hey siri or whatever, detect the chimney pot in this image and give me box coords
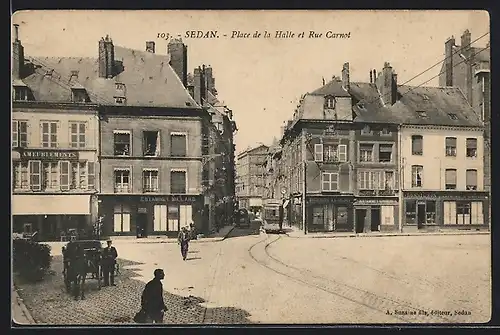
[146,41,155,53]
[370,70,373,83]
[341,62,350,90]
[13,24,19,41]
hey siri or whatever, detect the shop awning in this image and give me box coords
[12,195,91,215]
[283,200,290,208]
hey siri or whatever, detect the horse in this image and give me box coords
[65,245,88,300]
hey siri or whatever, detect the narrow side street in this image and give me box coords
[13,230,490,325]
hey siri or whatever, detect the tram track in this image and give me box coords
[248,234,464,323]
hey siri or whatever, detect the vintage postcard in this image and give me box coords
[11,10,491,325]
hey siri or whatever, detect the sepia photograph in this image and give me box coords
[11,10,491,325]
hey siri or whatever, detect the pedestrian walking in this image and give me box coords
[189,223,197,240]
[102,239,118,286]
[178,227,190,261]
[139,269,167,324]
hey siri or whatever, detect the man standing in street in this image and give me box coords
[141,269,167,324]
[178,227,190,261]
[102,239,118,286]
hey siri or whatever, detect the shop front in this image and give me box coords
[99,194,204,238]
[306,195,354,232]
[353,196,399,233]
[402,191,489,232]
[12,194,95,241]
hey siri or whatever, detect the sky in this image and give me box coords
[12,10,489,155]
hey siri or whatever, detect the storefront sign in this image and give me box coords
[20,149,79,162]
[307,197,352,205]
[140,195,200,203]
[355,199,397,206]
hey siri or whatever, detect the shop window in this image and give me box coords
[359,143,374,162]
[451,201,484,225]
[59,161,70,191]
[378,144,393,163]
[143,131,160,157]
[113,204,131,232]
[114,131,131,156]
[445,169,457,190]
[12,120,28,148]
[29,161,41,191]
[466,138,477,158]
[466,169,477,190]
[425,200,436,224]
[321,172,338,192]
[456,201,471,225]
[411,165,423,188]
[411,135,423,155]
[143,169,159,192]
[70,122,86,148]
[153,205,167,231]
[179,205,193,228]
[170,133,187,157]
[405,200,417,225]
[443,201,457,225]
[114,169,131,193]
[167,205,180,231]
[13,161,29,189]
[445,137,457,157]
[171,170,187,194]
[41,121,58,148]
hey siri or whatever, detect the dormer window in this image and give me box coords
[325,95,336,109]
[115,83,126,91]
[71,88,89,103]
[115,97,126,104]
[13,87,29,101]
[448,113,458,120]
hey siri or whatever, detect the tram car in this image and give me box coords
[262,199,282,233]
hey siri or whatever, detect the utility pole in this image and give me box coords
[303,159,307,235]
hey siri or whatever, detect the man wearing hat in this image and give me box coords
[102,239,118,286]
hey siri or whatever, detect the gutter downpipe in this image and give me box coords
[397,124,403,233]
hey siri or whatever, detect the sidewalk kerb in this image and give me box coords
[12,286,36,325]
[284,231,490,239]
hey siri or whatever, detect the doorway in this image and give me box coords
[136,213,148,238]
[371,207,381,232]
[355,209,366,233]
[417,203,426,229]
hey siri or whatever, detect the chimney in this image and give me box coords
[12,24,24,80]
[193,67,206,105]
[168,38,188,87]
[341,62,350,91]
[204,66,216,95]
[373,69,377,82]
[461,29,472,54]
[444,36,455,86]
[369,70,373,83]
[98,35,115,78]
[376,62,398,106]
[461,29,473,103]
[146,41,155,53]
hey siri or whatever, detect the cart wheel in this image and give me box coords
[97,266,102,290]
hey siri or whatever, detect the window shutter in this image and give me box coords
[445,169,456,184]
[338,144,347,162]
[466,169,477,187]
[466,138,477,149]
[171,134,187,156]
[412,136,423,153]
[314,144,324,162]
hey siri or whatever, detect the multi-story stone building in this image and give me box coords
[235,144,269,214]
[12,25,100,241]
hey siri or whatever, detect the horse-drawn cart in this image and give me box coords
[62,240,103,300]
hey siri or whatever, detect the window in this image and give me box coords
[358,171,385,190]
[445,137,457,157]
[115,97,126,104]
[416,111,428,118]
[314,144,323,162]
[381,128,392,136]
[41,121,58,148]
[426,201,436,224]
[321,172,339,191]
[143,131,160,156]
[411,165,423,187]
[466,169,477,190]
[448,113,458,120]
[114,169,131,193]
[466,138,477,158]
[167,205,180,232]
[361,126,372,135]
[379,144,393,163]
[70,122,86,148]
[43,162,58,189]
[448,201,484,225]
[115,83,126,91]
[358,171,371,189]
[143,169,159,192]
[114,131,131,156]
[384,171,394,190]
[71,162,79,189]
[323,144,348,163]
[359,143,374,162]
[170,133,187,157]
[405,200,417,225]
[154,205,167,231]
[12,120,28,148]
[71,89,88,103]
[325,96,335,109]
[456,202,471,225]
[13,162,29,189]
[79,162,87,189]
[113,204,131,232]
[411,135,423,155]
[13,87,29,101]
[29,161,41,191]
[445,169,457,190]
[171,170,187,194]
[59,161,70,191]
[88,162,95,189]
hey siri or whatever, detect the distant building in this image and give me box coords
[236,144,269,213]
[12,24,100,241]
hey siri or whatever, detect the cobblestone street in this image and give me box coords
[14,230,491,324]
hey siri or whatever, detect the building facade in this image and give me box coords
[236,144,269,213]
[12,25,100,241]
